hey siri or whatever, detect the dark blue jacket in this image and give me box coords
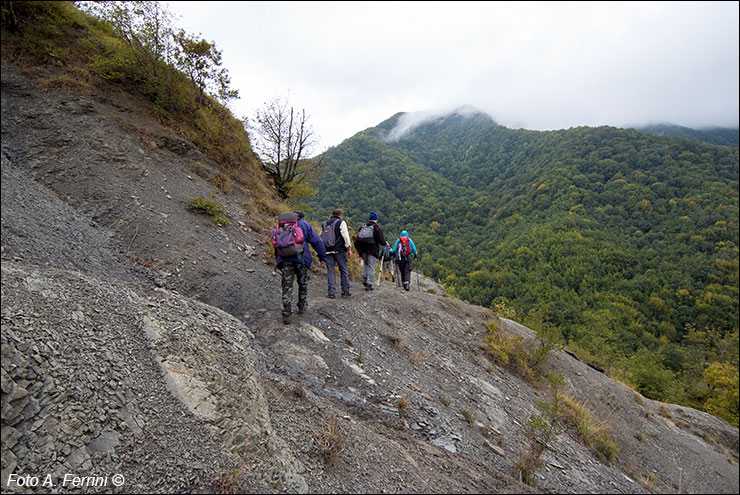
[275,219,327,268]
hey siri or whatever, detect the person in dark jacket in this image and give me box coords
[275,211,327,324]
[353,211,388,291]
[323,209,353,298]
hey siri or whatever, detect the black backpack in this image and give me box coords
[382,245,393,262]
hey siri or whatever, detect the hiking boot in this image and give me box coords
[283,315,291,324]
[341,292,351,298]
[366,285,374,291]
[327,294,336,299]
[297,307,306,315]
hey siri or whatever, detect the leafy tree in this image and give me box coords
[78,0,174,81]
[249,96,325,199]
[172,29,238,107]
[704,362,739,427]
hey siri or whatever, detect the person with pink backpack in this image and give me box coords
[390,230,417,291]
[272,211,326,324]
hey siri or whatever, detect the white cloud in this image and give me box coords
[165,1,739,150]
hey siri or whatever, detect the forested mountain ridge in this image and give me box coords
[305,109,739,424]
[635,123,739,148]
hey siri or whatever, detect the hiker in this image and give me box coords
[390,230,417,291]
[353,211,387,291]
[321,209,353,299]
[380,245,395,283]
[272,211,327,324]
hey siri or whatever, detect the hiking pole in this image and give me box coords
[377,249,384,286]
[416,253,421,291]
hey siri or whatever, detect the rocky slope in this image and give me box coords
[1,60,738,494]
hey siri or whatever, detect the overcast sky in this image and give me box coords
[165,1,739,151]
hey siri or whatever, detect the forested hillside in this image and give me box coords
[636,123,739,148]
[305,110,739,425]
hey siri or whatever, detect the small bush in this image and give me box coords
[189,196,230,225]
[484,320,554,384]
[313,416,345,463]
[516,398,563,485]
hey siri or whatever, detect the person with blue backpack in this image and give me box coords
[390,230,417,291]
[272,211,327,324]
[321,209,352,299]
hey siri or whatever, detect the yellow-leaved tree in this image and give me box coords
[704,362,739,427]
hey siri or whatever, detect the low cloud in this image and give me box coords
[384,105,486,142]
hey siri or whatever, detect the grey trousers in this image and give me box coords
[361,253,378,287]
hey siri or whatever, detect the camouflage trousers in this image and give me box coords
[278,261,308,316]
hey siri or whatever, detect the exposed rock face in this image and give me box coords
[2,60,738,494]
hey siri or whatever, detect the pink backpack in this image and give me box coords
[271,212,304,257]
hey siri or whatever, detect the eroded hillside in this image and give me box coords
[2,60,738,495]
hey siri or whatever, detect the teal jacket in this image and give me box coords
[390,231,417,258]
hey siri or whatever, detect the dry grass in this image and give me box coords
[639,471,660,493]
[217,448,249,494]
[558,393,619,463]
[397,397,410,418]
[409,350,426,367]
[313,416,345,463]
[393,330,406,349]
[460,408,475,424]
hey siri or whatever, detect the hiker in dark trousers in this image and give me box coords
[390,230,417,291]
[275,211,326,324]
[322,209,352,298]
[353,211,388,291]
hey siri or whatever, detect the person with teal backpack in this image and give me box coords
[390,230,417,291]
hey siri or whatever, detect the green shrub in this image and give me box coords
[189,196,230,225]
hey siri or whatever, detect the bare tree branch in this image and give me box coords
[249,97,325,199]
